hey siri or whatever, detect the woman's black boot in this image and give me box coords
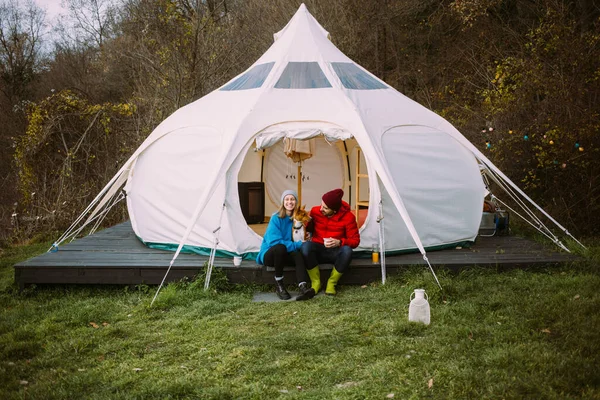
[275,278,291,300]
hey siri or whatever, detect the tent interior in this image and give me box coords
[238,135,369,236]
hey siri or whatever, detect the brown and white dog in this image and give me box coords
[292,205,311,242]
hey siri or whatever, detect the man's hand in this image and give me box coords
[324,237,341,248]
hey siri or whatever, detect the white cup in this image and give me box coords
[233,256,242,266]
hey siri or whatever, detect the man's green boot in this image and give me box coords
[307,267,321,294]
[325,267,343,295]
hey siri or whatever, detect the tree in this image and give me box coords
[58,0,119,48]
[0,0,46,242]
[0,0,45,103]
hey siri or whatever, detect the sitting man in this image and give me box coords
[301,188,360,296]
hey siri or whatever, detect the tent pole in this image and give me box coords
[378,199,386,284]
[297,163,302,205]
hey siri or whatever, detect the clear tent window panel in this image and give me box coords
[220,62,275,91]
[274,62,332,89]
[331,62,388,90]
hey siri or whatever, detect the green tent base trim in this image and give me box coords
[138,236,472,262]
[138,237,258,261]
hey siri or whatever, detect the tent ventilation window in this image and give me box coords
[331,62,387,90]
[221,62,275,91]
[274,62,332,89]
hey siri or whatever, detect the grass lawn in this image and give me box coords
[1,241,599,399]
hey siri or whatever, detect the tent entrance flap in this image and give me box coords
[254,121,353,149]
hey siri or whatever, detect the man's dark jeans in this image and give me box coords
[301,241,353,273]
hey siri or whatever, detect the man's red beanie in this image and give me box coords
[322,188,344,211]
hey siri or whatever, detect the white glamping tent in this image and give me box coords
[53,4,583,292]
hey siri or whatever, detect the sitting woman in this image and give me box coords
[256,189,313,301]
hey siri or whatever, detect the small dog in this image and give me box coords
[292,206,311,242]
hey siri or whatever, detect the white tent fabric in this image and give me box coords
[53,3,581,269]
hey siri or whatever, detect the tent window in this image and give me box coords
[331,62,387,90]
[221,62,274,91]
[274,62,332,89]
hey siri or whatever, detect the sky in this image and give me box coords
[33,0,67,22]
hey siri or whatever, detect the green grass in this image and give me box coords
[1,242,599,399]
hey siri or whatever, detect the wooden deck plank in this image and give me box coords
[14,221,579,288]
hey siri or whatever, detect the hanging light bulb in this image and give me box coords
[524,135,529,141]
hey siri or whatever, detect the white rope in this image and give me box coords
[478,159,585,249]
[151,257,175,306]
[483,167,571,251]
[484,166,568,249]
[564,229,587,250]
[423,255,443,291]
[87,190,125,236]
[204,227,220,291]
[377,200,386,284]
[486,167,550,233]
[205,203,226,291]
[49,190,126,251]
[50,168,129,250]
[70,190,124,242]
[492,196,571,253]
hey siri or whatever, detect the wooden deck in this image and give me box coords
[14,221,578,289]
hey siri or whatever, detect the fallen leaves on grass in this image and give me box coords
[428,378,434,389]
[387,394,395,398]
[541,328,551,334]
[89,322,99,329]
[573,295,580,300]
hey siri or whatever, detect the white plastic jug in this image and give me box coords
[408,289,430,325]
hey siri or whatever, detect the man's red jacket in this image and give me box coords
[309,201,360,248]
